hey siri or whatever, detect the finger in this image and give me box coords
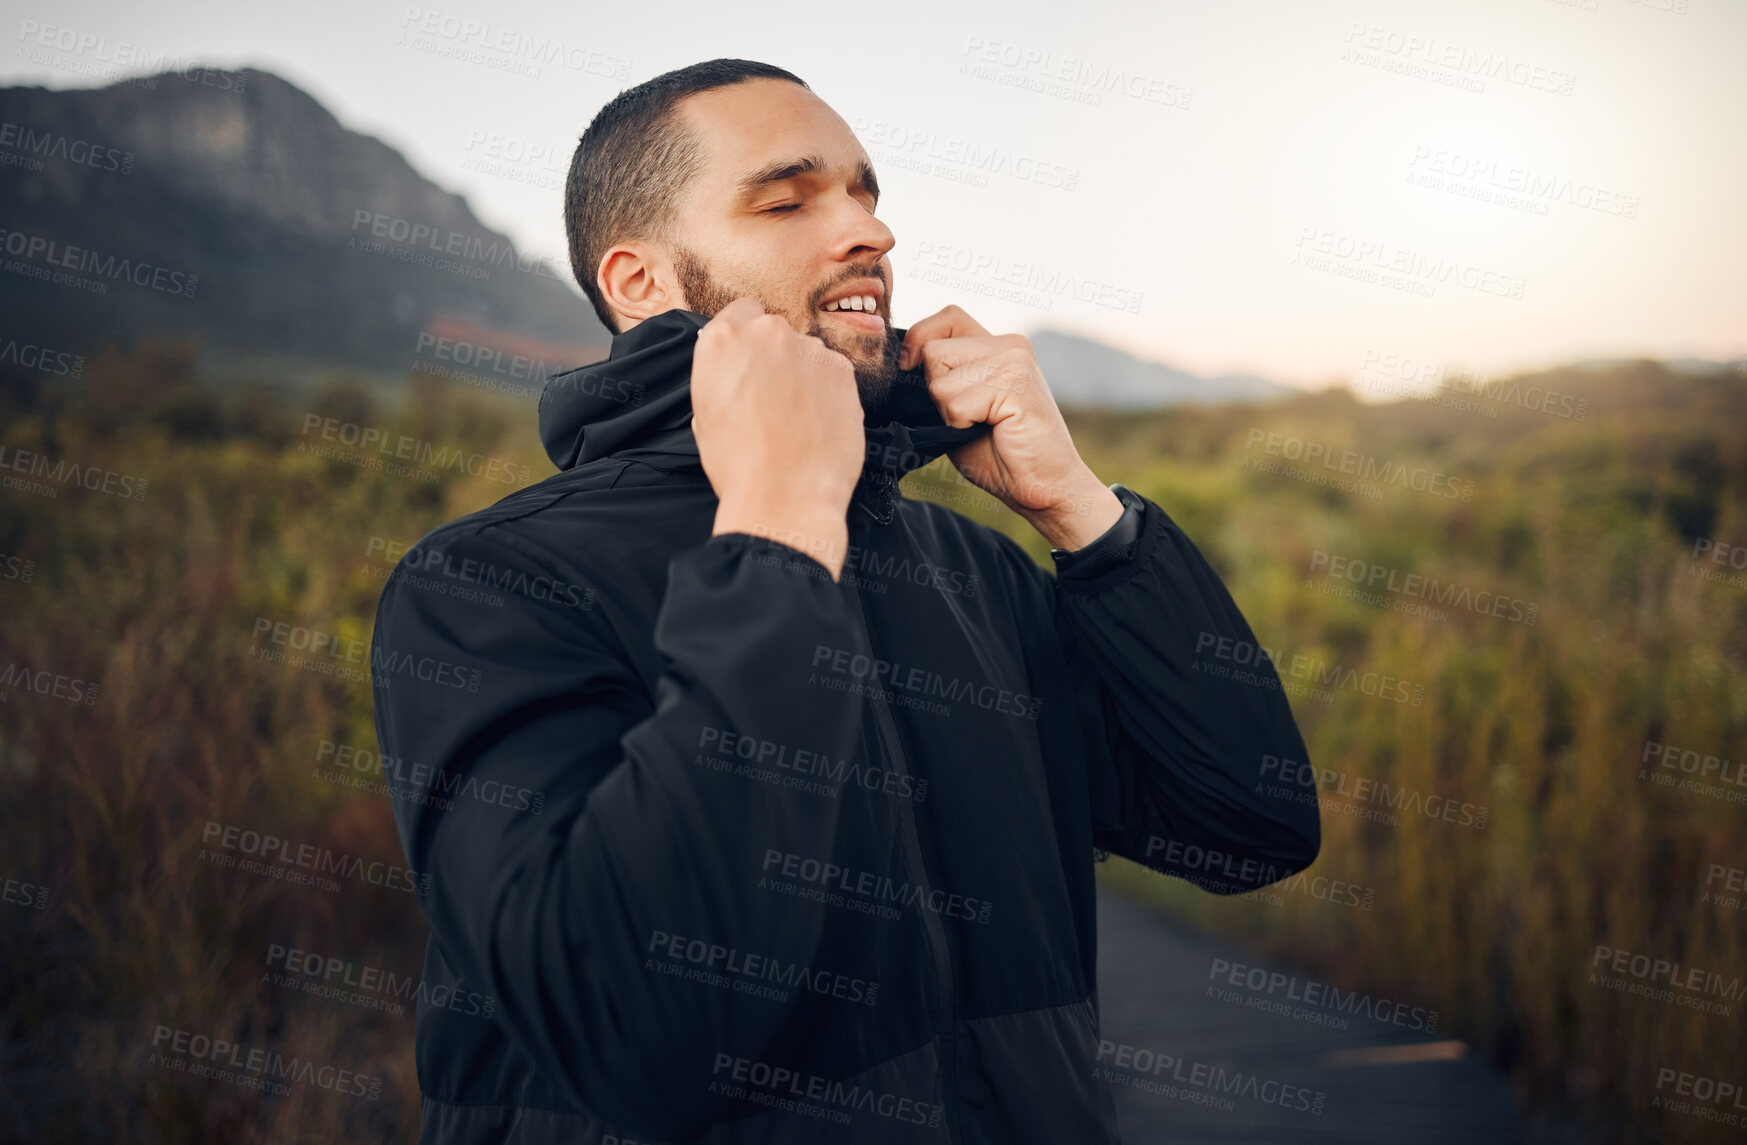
[912,333,1020,382]
[925,350,1028,427]
[928,367,996,429]
[898,304,990,370]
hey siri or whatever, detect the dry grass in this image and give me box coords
[3,346,1743,1140]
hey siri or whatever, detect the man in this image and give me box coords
[370,58,1320,1145]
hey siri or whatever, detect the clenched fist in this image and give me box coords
[691,297,865,579]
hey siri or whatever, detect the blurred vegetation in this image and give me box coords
[1,341,1743,1141]
[1049,363,1747,1145]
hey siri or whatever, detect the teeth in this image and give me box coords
[823,294,878,313]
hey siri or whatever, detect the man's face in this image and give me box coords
[664,79,898,409]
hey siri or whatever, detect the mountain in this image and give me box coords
[1026,329,1296,408]
[1572,357,1741,376]
[0,65,1305,403]
[0,66,609,379]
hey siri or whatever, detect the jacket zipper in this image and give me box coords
[843,518,960,1141]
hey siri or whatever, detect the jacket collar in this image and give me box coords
[538,307,991,522]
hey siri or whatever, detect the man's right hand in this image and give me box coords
[691,297,865,580]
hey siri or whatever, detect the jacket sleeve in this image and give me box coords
[1040,488,1321,893]
[369,527,870,1139]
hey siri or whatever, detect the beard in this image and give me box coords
[673,244,896,412]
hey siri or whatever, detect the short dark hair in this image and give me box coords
[564,59,810,334]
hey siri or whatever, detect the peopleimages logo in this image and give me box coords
[396,8,632,79]
[365,535,594,612]
[149,1024,383,1100]
[0,336,85,378]
[0,661,99,706]
[264,942,495,1020]
[349,209,563,281]
[852,116,1081,191]
[299,415,534,487]
[1689,536,1747,588]
[1205,959,1439,1032]
[314,738,545,815]
[1293,226,1527,301]
[2,876,49,911]
[696,726,929,802]
[1096,1039,1327,1114]
[760,848,993,923]
[709,1053,945,1127]
[414,330,551,384]
[809,644,1042,720]
[645,929,880,1008]
[1193,632,1427,707]
[0,442,148,501]
[249,614,484,692]
[1641,740,1745,787]
[0,120,133,174]
[1142,836,1377,909]
[910,238,1144,314]
[1260,753,1489,830]
[1356,350,1590,420]
[0,551,34,582]
[0,228,197,296]
[1404,146,1638,219]
[958,36,1193,109]
[200,820,431,897]
[1243,429,1474,501]
[1654,1067,1747,1121]
[1588,944,1744,1015]
[1341,22,1577,96]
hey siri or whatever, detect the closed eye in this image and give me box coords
[762,203,801,214]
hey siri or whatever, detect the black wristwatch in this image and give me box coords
[1051,483,1146,578]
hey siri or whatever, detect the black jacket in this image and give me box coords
[369,307,1320,1145]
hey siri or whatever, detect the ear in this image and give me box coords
[598,242,683,327]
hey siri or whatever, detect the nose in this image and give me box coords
[825,189,895,267]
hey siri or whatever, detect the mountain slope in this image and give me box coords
[1027,328,1296,408]
[0,66,608,375]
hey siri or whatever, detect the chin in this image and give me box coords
[855,377,894,415]
[800,317,892,406]
[830,330,888,368]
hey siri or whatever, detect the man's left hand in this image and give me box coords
[900,305,1123,551]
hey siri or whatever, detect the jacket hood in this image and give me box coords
[538,307,992,520]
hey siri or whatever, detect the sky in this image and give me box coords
[6,0,1744,392]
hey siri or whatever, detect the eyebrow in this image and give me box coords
[733,153,880,206]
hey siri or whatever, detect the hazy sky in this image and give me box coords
[7,0,1744,390]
